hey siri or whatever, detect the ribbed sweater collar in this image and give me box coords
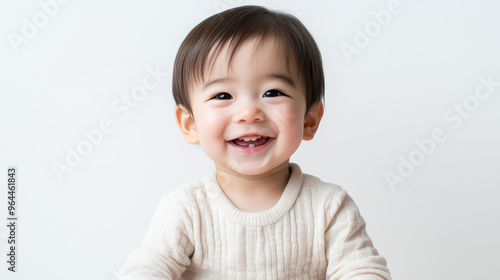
[203,163,303,227]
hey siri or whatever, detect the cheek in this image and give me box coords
[194,109,225,144]
[272,104,305,139]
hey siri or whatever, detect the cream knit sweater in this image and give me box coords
[117,163,392,280]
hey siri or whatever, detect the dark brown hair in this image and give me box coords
[172,5,325,119]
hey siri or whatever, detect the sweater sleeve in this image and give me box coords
[116,193,195,280]
[324,189,392,280]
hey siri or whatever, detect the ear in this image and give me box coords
[174,104,199,144]
[303,101,324,141]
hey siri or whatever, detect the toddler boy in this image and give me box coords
[117,5,392,280]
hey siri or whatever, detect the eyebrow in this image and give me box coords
[203,73,296,90]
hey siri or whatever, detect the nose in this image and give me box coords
[234,100,265,123]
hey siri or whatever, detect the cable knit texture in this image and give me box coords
[117,163,392,280]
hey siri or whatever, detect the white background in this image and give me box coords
[1,0,499,279]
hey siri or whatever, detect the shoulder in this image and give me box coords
[159,177,208,210]
[300,171,354,211]
[149,177,210,234]
[302,172,345,199]
[299,171,367,231]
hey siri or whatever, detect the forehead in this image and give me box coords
[196,36,302,88]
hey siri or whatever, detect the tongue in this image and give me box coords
[233,137,268,147]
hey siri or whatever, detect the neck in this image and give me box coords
[215,161,291,198]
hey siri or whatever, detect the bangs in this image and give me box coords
[195,32,296,89]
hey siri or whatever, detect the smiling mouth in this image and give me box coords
[228,136,273,148]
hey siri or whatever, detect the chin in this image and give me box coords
[230,160,285,176]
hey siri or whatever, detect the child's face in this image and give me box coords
[176,37,314,176]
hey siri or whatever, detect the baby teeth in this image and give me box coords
[238,136,262,141]
[249,144,255,148]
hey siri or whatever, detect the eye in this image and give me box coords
[263,89,285,98]
[210,92,233,100]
